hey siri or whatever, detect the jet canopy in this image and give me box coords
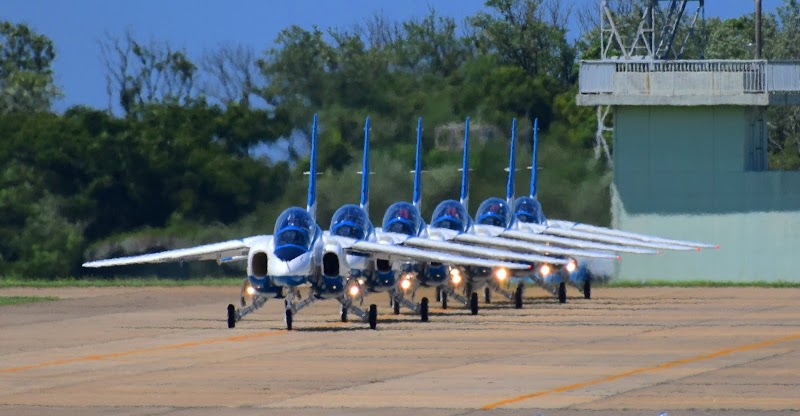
[475,197,512,228]
[382,202,423,236]
[330,204,373,240]
[513,196,546,225]
[273,207,316,261]
[430,200,470,232]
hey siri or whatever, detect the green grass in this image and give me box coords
[0,277,242,288]
[0,296,60,306]
[601,279,800,288]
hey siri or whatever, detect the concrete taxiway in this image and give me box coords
[0,285,798,415]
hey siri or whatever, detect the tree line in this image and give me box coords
[1,0,799,278]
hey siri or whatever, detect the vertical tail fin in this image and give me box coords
[530,118,539,198]
[307,113,318,221]
[460,117,470,212]
[360,116,370,217]
[506,118,517,207]
[413,117,423,211]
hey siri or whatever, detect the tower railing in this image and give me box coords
[579,60,800,96]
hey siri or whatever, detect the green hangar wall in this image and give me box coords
[611,106,800,281]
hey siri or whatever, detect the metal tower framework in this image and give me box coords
[600,0,706,60]
[594,0,707,166]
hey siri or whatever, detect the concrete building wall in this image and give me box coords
[612,106,800,281]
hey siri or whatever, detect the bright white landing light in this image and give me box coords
[566,260,577,273]
[539,264,552,276]
[349,286,360,296]
[246,286,256,295]
[400,278,412,290]
[495,268,508,281]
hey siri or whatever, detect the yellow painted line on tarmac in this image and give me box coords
[481,332,800,410]
[1,321,350,374]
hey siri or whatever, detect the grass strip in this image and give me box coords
[0,277,242,288]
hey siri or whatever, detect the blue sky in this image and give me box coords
[5,0,782,112]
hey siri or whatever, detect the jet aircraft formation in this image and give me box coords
[83,114,717,330]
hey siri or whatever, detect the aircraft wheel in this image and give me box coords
[435,286,442,302]
[340,306,348,322]
[441,291,448,309]
[484,287,491,304]
[420,297,429,322]
[514,283,524,309]
[558,282,567,304]
[393,298,401,315]
[285,309,293,330]
[470,292,479,315]
[227,304,236,328]
[583,278,592,299]
[368,304,377,330]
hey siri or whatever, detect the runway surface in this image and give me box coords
[1,285,798,416]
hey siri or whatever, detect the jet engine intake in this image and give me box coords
[323,252,341,277]
[249,251,268,277]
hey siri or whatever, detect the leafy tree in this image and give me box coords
[468,0,576,83]
[0,21,62,113]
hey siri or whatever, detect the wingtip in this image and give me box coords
[696,247,701,252]
[616,255,621,261]
[715,244,721,249]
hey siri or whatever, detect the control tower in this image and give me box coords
[577,1,800,281]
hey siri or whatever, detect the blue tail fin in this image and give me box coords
[307,114,318,221]
[460,117,470,212]
[506,118,517,207]
[530,118,539,198]
[360,116,370,217]
[413,117,423,211]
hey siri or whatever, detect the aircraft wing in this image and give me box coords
[82,236,269,268]
[331,235,531,270]
[365,230,566,265]
[519,223,698,251]
[500,229,658,255]
[402,236,568,265]
[450,232,619,260]
[545,219,718,249]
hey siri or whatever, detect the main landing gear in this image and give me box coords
[485,279,524,309]
[390,289,430,322]
[438,283,477,315]
[470,292,479,315]
[558,282,567,304]
[228,287,379,330]
[339,296,379,330]
[583,278,591,299]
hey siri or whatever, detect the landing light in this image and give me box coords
[539,264,551,276]
[451,273,462,285]
[400,279,412,290]
[450,268,462,284]
[246,286,256,295]
[565,260,577,273]
[349,286,360,296]
[495,268,508,281]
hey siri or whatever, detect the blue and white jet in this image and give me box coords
[83,114,534,330]
[416,118,626,312]
[325,117,546,322]
[333,117,571,320]
[498,118,718,299]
